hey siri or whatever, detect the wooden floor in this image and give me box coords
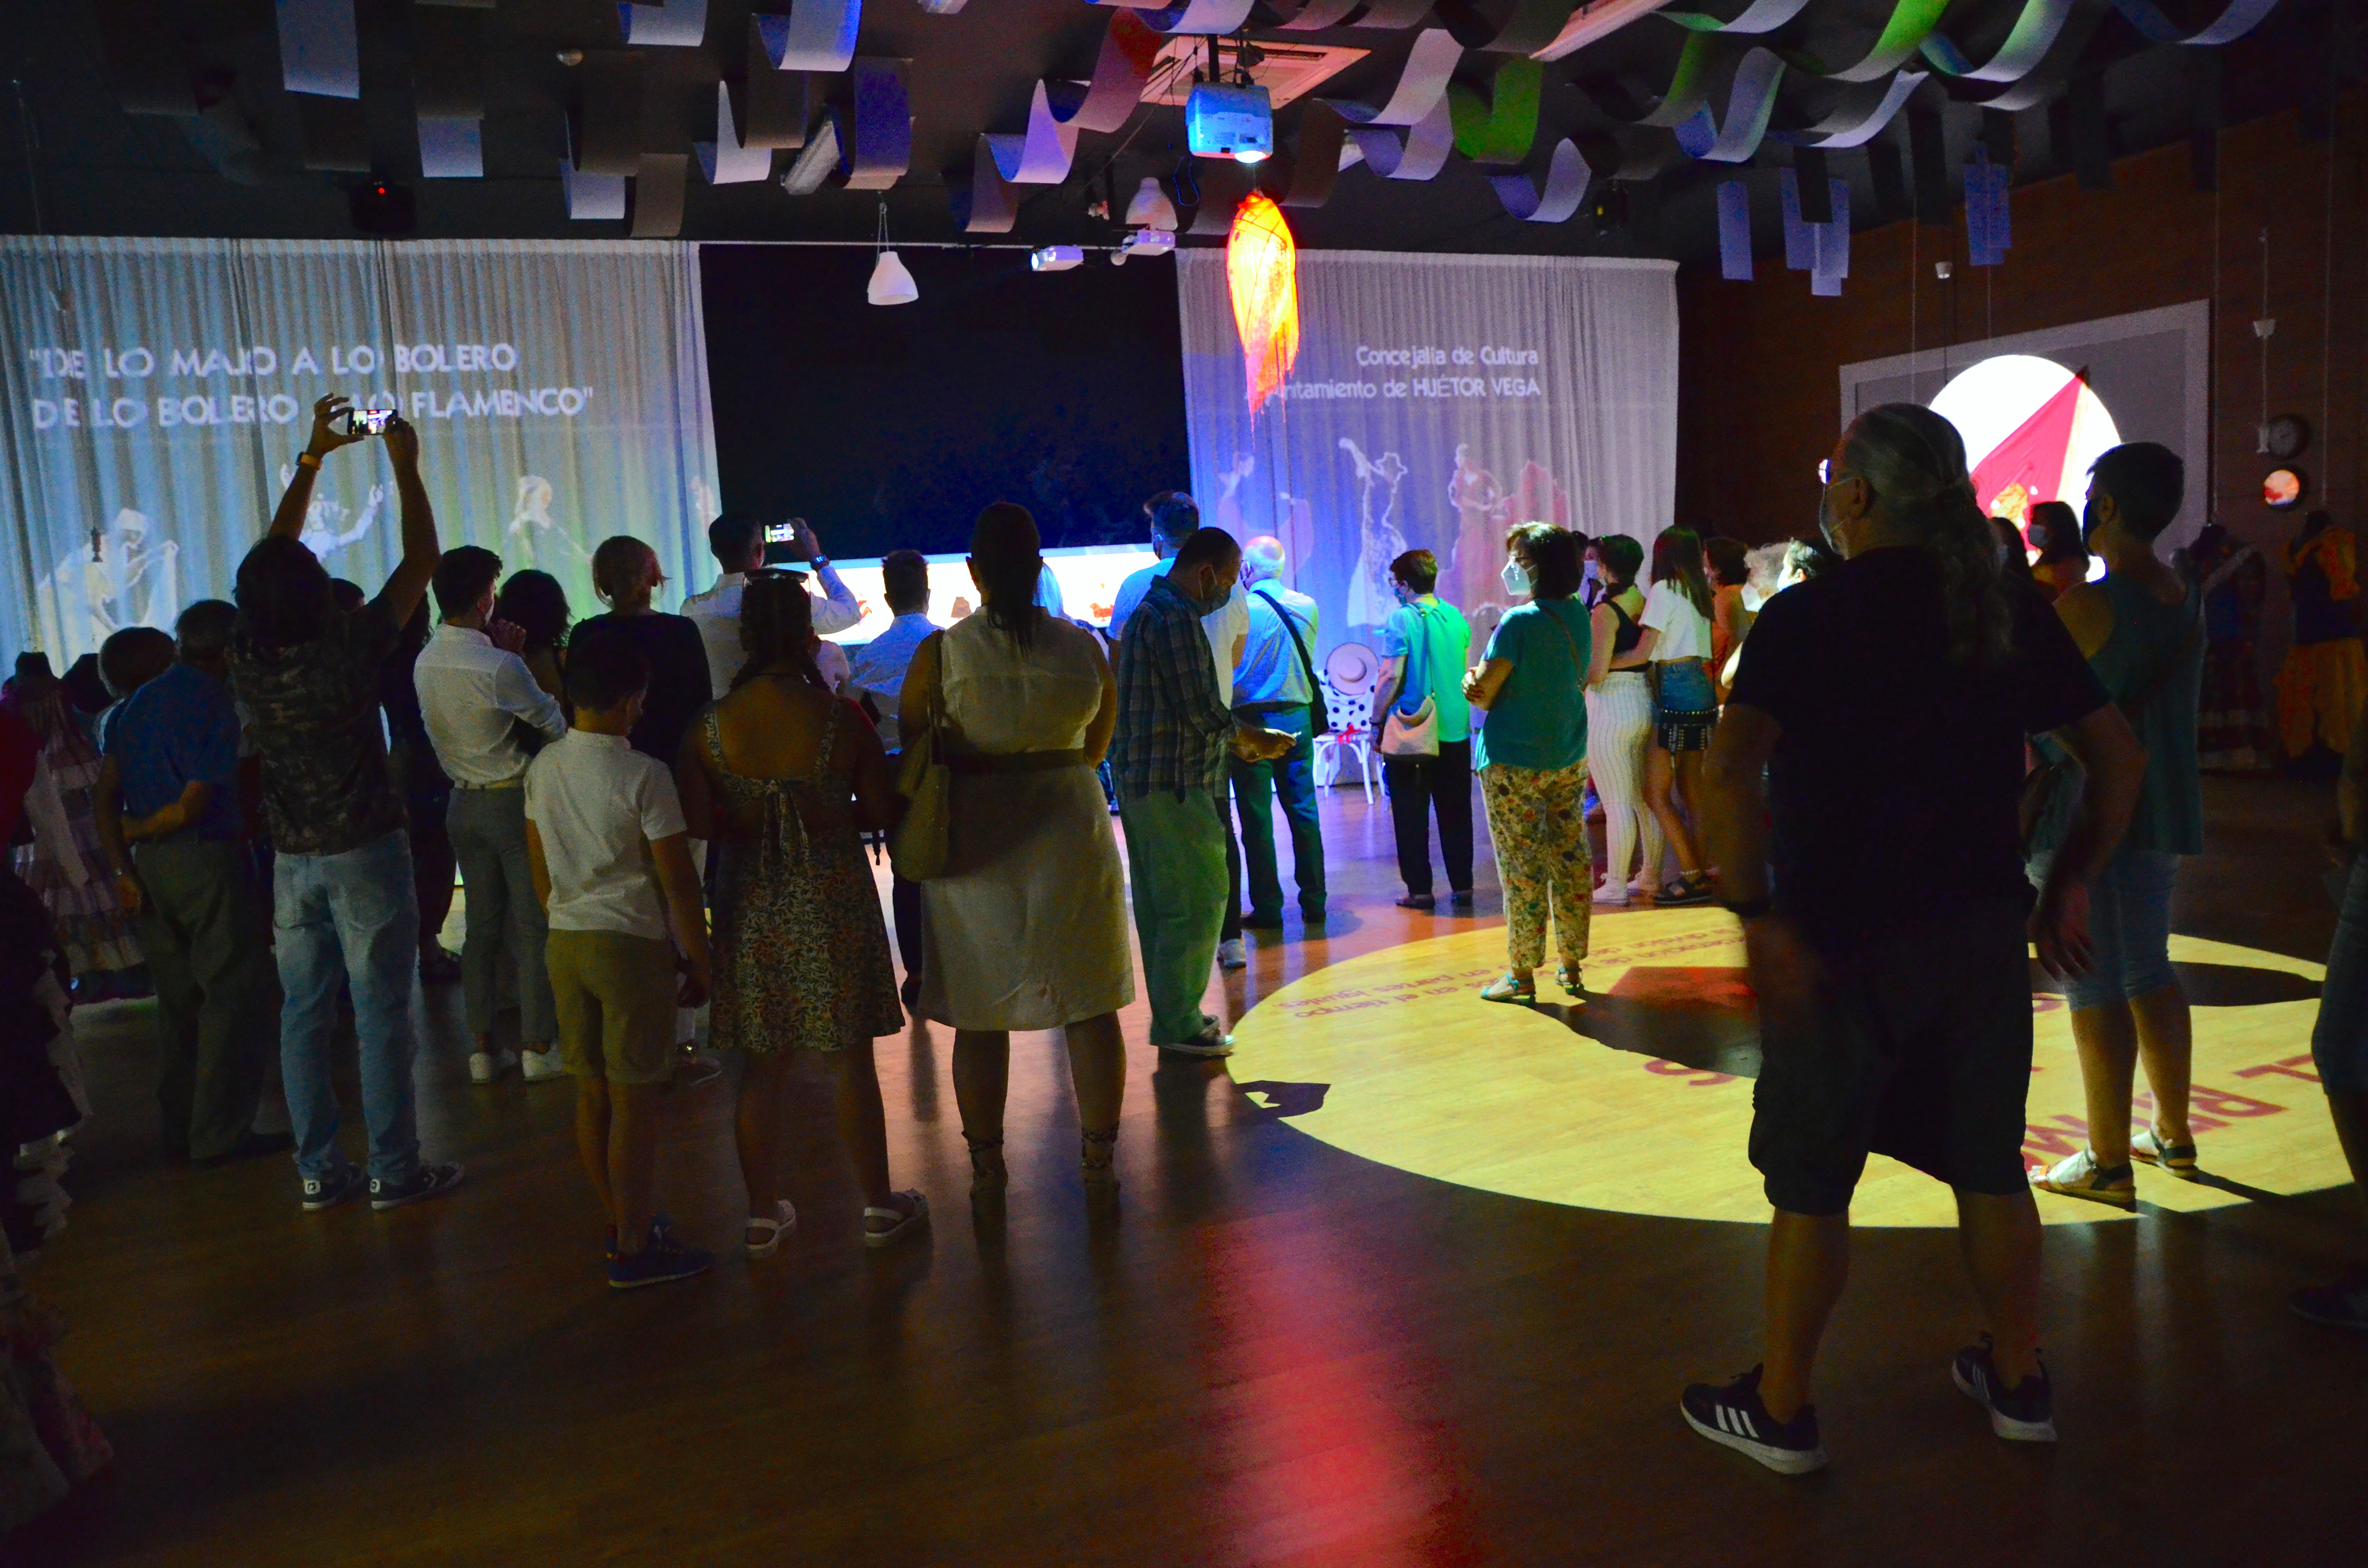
[12,775,2367,1566]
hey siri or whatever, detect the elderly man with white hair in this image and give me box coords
[1229,534,1328,931]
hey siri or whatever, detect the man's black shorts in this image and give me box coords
[1750,897,2034,1216]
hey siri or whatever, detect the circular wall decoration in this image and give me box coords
[1927,355,2122,533]
[2264,468,2306,508]
[1228,909,2342,1229]
[2266,414,2310,459]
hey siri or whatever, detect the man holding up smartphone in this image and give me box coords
[228,394,464,1214]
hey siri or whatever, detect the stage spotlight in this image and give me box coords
[1118,228,1175,262]
[867,250,918,306]
[1030,245,1085,272]
[1186,82,1273,164]
[1125,175,1179,230]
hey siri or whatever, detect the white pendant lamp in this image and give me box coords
[867,250,918,306]
[1124,175,1179,231]
[867,200,918,306]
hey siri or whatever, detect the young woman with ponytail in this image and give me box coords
[1676,402,2147,1475]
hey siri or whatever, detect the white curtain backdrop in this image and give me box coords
[0,237,718,662]
[1176,250,1677,655]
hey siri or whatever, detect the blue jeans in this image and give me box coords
[275,828,423,1182]
[2061,848,2182,1012]
[2314,853,2368,1094]
[1230,704,1326,920]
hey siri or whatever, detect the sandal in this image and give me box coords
[863,1189,930,1248]
[1657,873,1714,907]
[1080,1127,1120,1190]
[2030,1149,2136,1211]
[1557,965,1583,997]
[964,1133,1008,1193]
[743,1199,797,1259]
[2131,1126,2199,1173]
[1479,973,1536,1004]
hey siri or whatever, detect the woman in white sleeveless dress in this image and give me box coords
[900,504,1134,1194]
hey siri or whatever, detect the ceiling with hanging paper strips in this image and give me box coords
[27,0,2326,263]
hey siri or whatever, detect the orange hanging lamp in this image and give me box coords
[1226,193,1299,418]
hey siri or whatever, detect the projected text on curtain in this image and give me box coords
[0,238,718,662]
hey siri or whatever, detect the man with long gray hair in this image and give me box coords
[1681,403,2146,1472]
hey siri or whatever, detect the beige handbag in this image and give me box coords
[1377,607,1441,759]
[889,633,953,881]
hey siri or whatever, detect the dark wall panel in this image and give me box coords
[699,245,1189,559]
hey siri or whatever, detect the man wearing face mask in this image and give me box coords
[1109,527,1296,1056]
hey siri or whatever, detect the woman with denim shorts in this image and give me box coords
[1639,527,1719,906]
[2026,444,2204,1211]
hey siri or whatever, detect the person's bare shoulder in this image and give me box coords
[2052,579,2114,659]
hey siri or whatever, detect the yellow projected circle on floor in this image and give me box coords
[1229,908,2343,1227]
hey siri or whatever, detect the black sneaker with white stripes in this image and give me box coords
[1951,1335,2057,1442]
[1680,1366,1828,1474]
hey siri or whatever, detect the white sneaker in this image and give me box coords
[1217,939,1248,970]
[1592,881,1631,907]
[519,1046,567,1083]
[468,1048,518,1085]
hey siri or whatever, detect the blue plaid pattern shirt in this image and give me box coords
[1110,575,1236,801]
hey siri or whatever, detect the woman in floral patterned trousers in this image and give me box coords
[1480,762,1592,991]
[1464,524,1596,1004]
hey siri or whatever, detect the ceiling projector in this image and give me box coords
[1030,245,1084,271]
[1185,82,1272,164]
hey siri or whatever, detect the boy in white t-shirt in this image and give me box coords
[524,635,715,1290]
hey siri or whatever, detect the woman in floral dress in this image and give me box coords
[677,574,923,1259]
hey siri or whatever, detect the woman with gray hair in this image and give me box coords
[1677,402,2146,1475]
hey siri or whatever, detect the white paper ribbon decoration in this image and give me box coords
[697,80,775,184]
[619,0,709,48]
[982,10,1160,185]
[419,118,482,178]
[277,0,359,98]
[1489,138,1592,221]
[758,0,863,74]
[1769,71,1926,149]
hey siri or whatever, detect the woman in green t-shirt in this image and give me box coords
[1463,525,1593,1003]
[1378,550,1475,909]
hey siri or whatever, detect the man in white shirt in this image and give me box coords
[843,548,937,1004]
[413,545,569,1086]
[681,514,861,696]
[1109,493,1253,968]
[1231,535,1327,930]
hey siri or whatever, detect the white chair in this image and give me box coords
[1313,680,1379,801]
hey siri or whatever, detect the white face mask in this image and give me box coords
[1501,559,1533,598]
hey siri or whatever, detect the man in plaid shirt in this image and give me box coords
[1110,527,1294,1055]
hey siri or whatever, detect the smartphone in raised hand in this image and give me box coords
[338,406,397,438]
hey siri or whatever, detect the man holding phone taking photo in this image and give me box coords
[228,394,464,1214]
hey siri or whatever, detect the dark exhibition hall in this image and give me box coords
[0,1,2363,1563]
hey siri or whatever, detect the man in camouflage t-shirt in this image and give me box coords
[227,398,463,1215]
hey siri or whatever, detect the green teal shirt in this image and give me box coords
[1382,598,1472,744]
[1474,600,1591,772]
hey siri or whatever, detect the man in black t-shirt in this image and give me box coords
[1677,404,2146,1475]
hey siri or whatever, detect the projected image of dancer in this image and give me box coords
[1340,438,1410,633]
